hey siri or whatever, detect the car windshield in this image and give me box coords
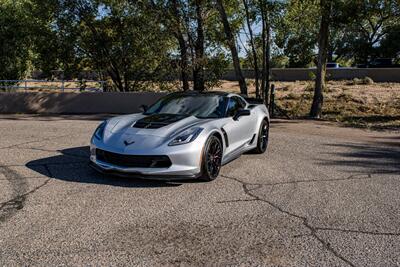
[144,94,227,119]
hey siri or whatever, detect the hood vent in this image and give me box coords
[132,114,188,129]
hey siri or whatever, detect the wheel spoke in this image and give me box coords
[258,122,269,151]
[206,139,222,177]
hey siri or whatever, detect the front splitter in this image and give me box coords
[89,161,200,181]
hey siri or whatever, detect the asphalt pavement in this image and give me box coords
[0,115,399,266]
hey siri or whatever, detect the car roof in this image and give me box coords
[169,91,230,97]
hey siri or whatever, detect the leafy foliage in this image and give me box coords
[1,0,399,92]
[0,1,34,80]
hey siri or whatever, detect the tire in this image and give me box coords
[200,135,223,181]
[252,120,269,154]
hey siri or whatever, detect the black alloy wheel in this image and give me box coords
[200,135,223,181]
[252,120,269,154]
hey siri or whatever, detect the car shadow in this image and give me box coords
[25,146,203,188]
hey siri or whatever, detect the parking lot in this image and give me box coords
[0,115,399,266]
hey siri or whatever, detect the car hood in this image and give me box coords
[102,113,213,149]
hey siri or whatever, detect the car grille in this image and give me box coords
[96,149,172,168]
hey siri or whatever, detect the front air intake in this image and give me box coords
[96,149,172,168]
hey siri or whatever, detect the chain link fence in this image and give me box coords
[0,80,105,92]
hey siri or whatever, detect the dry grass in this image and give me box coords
[3,81,103,92]
[212,80,400,130]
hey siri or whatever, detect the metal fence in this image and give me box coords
[222,68,400,82]
[0,80,105,92]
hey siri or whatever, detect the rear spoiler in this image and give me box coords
[243,97,264,105]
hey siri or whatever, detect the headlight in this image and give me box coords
[168,127,203,146]
[93,121,107,140]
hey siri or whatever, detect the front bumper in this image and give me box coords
[89,141,203,180]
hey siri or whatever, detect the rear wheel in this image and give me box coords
[252,120,269,154]
[200,135,223,181]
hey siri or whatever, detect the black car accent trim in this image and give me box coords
[133,114,188,129]
[249,134,256,144]
[221,128,229,147]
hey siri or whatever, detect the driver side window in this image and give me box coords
[226,97,244,117]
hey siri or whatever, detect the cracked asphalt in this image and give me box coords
[0,114,399,266]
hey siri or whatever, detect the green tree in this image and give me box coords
[0,1,34,81]
[275,0,319,67]
[380,24,400,62]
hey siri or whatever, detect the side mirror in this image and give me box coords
[233,109,250,121]
[140,104,148,112]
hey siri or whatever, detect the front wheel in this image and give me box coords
[252,120,269,154]
[200,135,223,181]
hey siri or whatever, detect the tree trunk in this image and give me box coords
[108,68,124,92]
[170,0,190,91]
[178,34,190,91]
[243,0,260,98]
[259,0,270,104]
[310,0,332,118]
[216,0,248,95]
[260,11,266,100]
[193,0,205,91]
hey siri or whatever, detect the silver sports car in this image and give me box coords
[89,91,270,181]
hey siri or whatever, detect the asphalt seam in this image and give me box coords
[0,176,48,181]
[1,161,86,168]
[0,134,74,150]
[6,146,89,159]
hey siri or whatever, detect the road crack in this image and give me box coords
[0,165,52,223]
[223,173,375,188]
[221,174,361,267]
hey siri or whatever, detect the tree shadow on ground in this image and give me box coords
[25,146,202,188]
[319,141,400,174]
[340,115,400,131]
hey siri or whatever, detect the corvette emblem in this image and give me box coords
[124,140,135,146]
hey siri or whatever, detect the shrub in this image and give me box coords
[363,77,374,85]
[284,92,299,100]
[305,84,314,92]
[346,77,374,86]
[282,84,295,91]
[308,72,316,80]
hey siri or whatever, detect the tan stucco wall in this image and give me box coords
[0,92,166,114]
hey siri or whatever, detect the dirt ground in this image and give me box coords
[213,80,400,130]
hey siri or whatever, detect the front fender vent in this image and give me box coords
[221,128,229,147]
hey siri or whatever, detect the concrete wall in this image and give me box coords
[0,92,166,114]
[222,68,400,82]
